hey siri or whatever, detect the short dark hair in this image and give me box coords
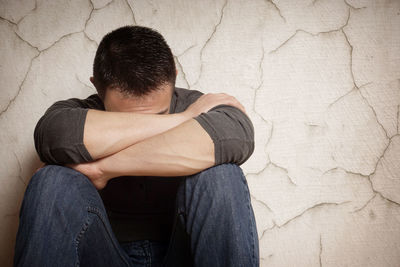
[93,25,176,99]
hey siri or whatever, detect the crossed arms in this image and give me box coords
[34,88,254,189]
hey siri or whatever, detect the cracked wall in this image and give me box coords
[0,0,399,266]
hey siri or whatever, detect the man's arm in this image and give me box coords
[34,96,190,164]
[83,93,246,160]
[82,110,189,160]
[35,93,245,165]
[70,103,254,190]
[71,119,214,189]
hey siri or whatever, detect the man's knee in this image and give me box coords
[186,163,249,202]
[23,165,96,213]
[28,165,90,194]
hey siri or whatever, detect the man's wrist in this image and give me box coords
[87,159,109,189]
[182,109,196,120]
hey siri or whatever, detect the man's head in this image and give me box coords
[91,26,176,113]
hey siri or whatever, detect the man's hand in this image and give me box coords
[67,161,107,190]
[184,93,246,118]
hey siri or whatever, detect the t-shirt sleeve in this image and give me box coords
[34,94,103,165]
[193,104,255,165]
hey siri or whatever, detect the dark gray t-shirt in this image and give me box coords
[34,87,254,242]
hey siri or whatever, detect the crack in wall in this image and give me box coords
[259,201,350,241]
[268,160,297,186]
[343,0,366,10]
[380,193,400,206]
[1,1,99,117]
[321,127,397,209]
[246,160,268,176]
[173,45,196,88]
[1,0,140,118]
[93,0,115,11]
[325,82,391,144]
[268,30,297,54]
[322,166,370,179]
[270,6,352,55]
[17,0,38,25]
[13,152,26,186]
[174,56,190,88]
[264,0,286,22]
[2,3,398,261]
[259,221,277,241]
[124,0,137,24]
[368,134,399,178]
[358,88,390,139]
[352,193,377,213]
[341,29,358,90]
[176,44,196,58]
[75,75,94,91]
[264,122,274,152]
[252,43,270,123]
[192,0,228,87]
[0,17,41,51]
[319,234,323,267]
[278,201,350,229]
[13,0,95,52]
[14,31,41,52]
[0,15,17,26]
[365,134,400,206]
[83,31,98,46]
[251,193,274,213]
[0,0,37,25]
[245,123,273,176]
[85,0,95,30]
[0,53,40,117]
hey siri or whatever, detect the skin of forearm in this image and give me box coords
[95,119,215,183]
[83,109,190,160]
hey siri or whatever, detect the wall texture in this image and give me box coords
[0,0,399,266]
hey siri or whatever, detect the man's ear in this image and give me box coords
[90,77,95,86]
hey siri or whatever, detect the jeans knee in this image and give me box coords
[24,165,97,213]
[187,164,249,203]
[28,165,89,194]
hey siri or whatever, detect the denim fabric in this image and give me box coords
[14,164,259,267]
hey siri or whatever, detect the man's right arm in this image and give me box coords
[82,110,189,160]
[34,96,189,165]
[34,93,244,165]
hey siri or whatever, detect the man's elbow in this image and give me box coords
[219,137,254,166]
[33,119,91,165]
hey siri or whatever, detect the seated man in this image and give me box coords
[14,26,259,267]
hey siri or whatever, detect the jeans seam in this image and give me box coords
[84,206,131,267]
[75,216,91,267]
[242,176,258,266]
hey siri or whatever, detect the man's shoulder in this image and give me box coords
[174,87,203,99]
[173,87,203,113]
[174,87,204,104]
[49,93,105,111]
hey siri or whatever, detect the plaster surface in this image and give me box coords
[0,0,399,266]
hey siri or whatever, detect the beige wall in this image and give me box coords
[1,0,399,266]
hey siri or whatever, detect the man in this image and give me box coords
[14,26,259,267]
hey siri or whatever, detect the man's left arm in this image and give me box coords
[70,105,254,189]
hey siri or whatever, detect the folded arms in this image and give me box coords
[34,90,254,189]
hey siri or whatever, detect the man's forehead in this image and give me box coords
[103,87,172,113]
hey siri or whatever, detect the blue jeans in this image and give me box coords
[14,164,259,266]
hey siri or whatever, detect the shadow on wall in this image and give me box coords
[2,152,42,266]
